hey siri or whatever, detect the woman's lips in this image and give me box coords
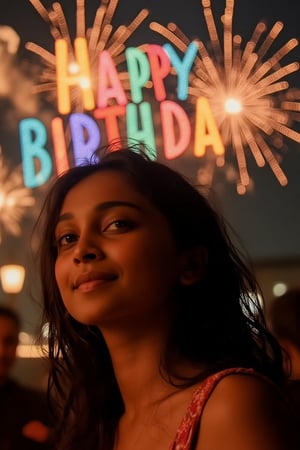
[73,271,117,291]
[76,279,110,293]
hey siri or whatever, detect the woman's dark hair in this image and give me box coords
[35,144,285,449]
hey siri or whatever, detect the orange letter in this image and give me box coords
[56,38,95,114]
[194,97,224,157]
[94,105,126,145]
[51,117,70,175]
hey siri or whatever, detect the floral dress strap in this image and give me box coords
[169,367,258,450]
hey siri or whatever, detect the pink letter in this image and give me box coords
[97,51,127,108]
[161,100,191,159]
[147,45,171,101]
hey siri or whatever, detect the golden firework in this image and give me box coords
[26,0,149,110]
[150,0,300,193]
[0,148,35,243]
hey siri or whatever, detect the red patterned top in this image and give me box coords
[169,367,259,450]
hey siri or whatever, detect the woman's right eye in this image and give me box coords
[57,234,77,247]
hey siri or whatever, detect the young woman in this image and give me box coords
[36,145,299,450]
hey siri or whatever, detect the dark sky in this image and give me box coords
[0,0,299,272]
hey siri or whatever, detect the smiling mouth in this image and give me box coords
[73,272,117,291]
[76,279,112,293]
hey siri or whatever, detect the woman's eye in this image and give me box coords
[57,234,77,247]
[104,219,134,232]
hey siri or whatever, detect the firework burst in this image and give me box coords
[0,149,35,243]
[26,0,149,110]
[150,0,300,194]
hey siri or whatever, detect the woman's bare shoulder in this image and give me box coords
[195,373,299,450]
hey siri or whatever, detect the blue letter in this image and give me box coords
[19,118,52,188]
[163,42,198,100]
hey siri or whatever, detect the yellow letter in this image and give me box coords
[56,38,95,114]
[194,97,224,157]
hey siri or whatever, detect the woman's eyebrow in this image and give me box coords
[95,200,143,212]
[56,201,143,224]
[56,212,73,224]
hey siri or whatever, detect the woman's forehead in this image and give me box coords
[57,170,155,219]
[65,170,140,199]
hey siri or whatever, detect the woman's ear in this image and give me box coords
[179,247,207,286]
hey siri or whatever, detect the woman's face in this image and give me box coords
[54,170,185,329]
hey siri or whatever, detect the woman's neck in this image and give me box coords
[102,325,176,415]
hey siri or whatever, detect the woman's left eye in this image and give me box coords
[103,219,134,232]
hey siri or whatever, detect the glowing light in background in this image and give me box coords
[0,264,25,294]
[0,148,35,243]
[225,98,242,114]
[150,0,300,194]
[0,25,40,123]
[0,25,20,55]
[26,0,149,111]
[272,282,288,297]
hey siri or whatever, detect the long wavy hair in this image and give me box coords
[35,145,284,449]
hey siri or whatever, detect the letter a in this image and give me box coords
[194,97,224,157]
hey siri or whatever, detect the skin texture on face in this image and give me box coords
[54,170,186,332]
[0,317,18,384]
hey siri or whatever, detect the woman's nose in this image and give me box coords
[73,238,104,264]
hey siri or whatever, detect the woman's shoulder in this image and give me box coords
[195,370,299,450]
[202,370,283,414]
[205,368,279,396]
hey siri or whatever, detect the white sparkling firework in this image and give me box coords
[150,0,300,194]
[0,149,35,243]
[26,0,149,110]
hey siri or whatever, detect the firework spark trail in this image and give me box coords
[0,26,41,128]
[150,0,300,194]
[26,0,149,107]
[0,149,35,243]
